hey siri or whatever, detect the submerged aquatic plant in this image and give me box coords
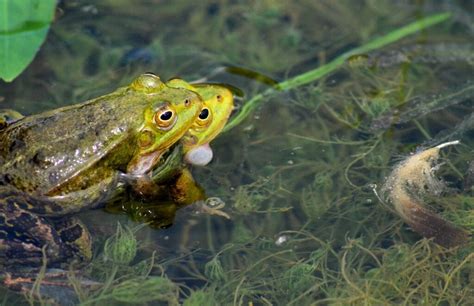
[224,13,452,131]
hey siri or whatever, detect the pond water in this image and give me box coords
[0,0,472,305]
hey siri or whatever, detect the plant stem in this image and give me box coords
[223,12,451,132]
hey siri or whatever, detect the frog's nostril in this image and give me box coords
[184,99,191,107]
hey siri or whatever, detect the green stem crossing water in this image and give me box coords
[223,13,451,132]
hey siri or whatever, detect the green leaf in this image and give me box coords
[0,0,56,82]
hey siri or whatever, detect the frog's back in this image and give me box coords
[0,90,146,194]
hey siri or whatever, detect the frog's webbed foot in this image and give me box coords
[0,109,24,129]
[182,197,231,220]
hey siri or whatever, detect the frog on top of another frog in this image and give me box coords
[105,78,235,227]
[0,73,203,267]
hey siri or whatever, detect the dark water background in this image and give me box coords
[0,0,473,305]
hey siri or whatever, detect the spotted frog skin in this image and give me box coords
[0,73,203,267]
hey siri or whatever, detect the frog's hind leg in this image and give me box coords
[54,217,92,262]
[0,109,24,129]
[0,197,86,267]
[0,208,65,266]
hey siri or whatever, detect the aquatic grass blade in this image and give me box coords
[224,12,452,132]
[0,0,56,82]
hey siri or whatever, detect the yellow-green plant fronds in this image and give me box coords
[183,289,218,306]
[381,141,470,247]
[103,222,138,265]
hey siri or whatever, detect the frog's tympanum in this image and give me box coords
[0,73,203,267]
[105,78,234,227]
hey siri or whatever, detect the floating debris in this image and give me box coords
[381,141,470,247]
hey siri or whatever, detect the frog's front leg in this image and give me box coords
[0,187,91,267]
[169,168,205,205]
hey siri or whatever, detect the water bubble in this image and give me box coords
[206,197,225,209]
[81,5,99,14]
[275,235,289,246]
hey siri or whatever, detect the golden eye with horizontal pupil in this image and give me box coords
[199,108,209,120]
[195,107,212,127]
[154,106,177,130]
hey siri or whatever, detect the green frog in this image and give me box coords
[0,73,203,267]
[105,78,235,226]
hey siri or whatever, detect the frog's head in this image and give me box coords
[167,79,234,166]
[126,74,203,175]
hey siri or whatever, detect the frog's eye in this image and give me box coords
[195,107,212,127]
[154,106,177,130]
[199,108,209,120]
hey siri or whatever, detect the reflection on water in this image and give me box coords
[0,0,472,304]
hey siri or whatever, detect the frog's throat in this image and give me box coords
[127,150,164,175]
[184,143,213,166]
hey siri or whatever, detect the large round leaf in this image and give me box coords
[0,0,56,82]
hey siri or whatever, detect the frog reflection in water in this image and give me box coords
[0,73,203,267]
[105,78,235,227]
